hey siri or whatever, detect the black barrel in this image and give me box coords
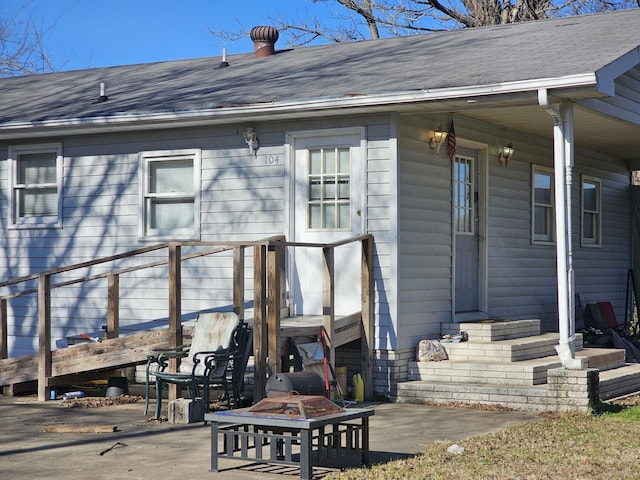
[265,371,325,397]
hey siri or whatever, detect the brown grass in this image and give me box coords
[327,399,640,480]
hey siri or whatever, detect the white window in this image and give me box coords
[139,149,200,240]
[307,146,351,230]
[532,165,554,244]
[8,143,63,229]
[581,175,601,247]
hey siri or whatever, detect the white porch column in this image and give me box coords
[538,90,581,369]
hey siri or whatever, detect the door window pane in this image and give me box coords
[454,156,473,234]
[308,147,351,230]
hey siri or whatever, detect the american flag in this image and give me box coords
[448,119,456,161]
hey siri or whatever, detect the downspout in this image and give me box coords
[538,89,582,369]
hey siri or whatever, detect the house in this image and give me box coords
[1,10,640,407]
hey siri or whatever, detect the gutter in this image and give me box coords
[538,88,583,370]
[0,73,598,140]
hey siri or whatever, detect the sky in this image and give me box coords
[4,0,332,72]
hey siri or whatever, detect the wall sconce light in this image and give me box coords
[244,127,260,156]
[429,126,448,153]
[498,143,514,167]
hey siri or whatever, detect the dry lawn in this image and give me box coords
[327,397,640,480]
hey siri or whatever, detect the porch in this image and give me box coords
[0,235,375,403]
[396,319,640,411]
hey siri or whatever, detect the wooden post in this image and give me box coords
[168,244,182,401]
[267,244,281,376]
[277,241,288,317]
[38,274,52,401]
[107,274,119,339]
[253,244,268,401]
[360,236,374,399]
[0,298,7,360]
[322,246,336,366]
[233,246,245,321]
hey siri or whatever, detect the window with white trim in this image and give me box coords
[8,143,63,229]
[532,165,554,244]
[139,149,200,240]
[581,175,601,246]
[307,146,351,230]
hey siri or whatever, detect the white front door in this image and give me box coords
[289,129,365,316]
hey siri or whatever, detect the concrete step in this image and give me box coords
[440,332,571,362]
[441,319,541,342]
[396,380,555,412]
[576,348,626,371]
[599,363,640,400]
[408,358,561,385]
[408,347,624,386]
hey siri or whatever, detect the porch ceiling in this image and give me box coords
[454,103,640,164]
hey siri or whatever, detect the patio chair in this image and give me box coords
[144,312,252,419]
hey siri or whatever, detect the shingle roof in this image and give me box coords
[1,9,639,124]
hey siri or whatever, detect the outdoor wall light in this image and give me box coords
[244,127,260,156]
[429,126,448,153]
[498,143,514,167]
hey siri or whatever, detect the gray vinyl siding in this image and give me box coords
[0,115,396,356]
[396,115,453,350]
[393,114,631,349]
[364,120,395,351]
[473,117,631,333]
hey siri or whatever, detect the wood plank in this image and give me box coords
[267,246,281,375]
[0,299,7,359]
[360,236,374,400]
[38,273,52,401]
[50,330,171,377]
[107,274,119,338]
[0,329,171,386]
[334,313,362,347]
[233,246,245,321]
[253,244,267,401]
[168,244,182,401]
[42,425,117,433]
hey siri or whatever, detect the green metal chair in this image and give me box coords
[144,312,252,419]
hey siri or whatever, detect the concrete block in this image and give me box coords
[168,398,204,424]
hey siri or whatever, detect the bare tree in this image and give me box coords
[211,0,639,48]
[0,6,54,77]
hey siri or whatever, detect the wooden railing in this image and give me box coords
[0,234,374,402]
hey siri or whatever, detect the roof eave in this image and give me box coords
[595,46,640,96]
[0,73,600,141]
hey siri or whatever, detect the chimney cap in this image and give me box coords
[250,26,279,58]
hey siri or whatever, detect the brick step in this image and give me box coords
[396,380,554,412]
[441,319,541,342]
[599,363,640,400]
[408,358,560,385]
[408,347,625,386]
[439,332,578,362]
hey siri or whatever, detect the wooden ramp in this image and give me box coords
[0,329,171,388]
[0,315,362,393]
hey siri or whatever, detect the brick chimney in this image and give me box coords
[250,26,279,58]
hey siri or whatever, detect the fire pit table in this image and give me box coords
[205,397,373,480]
